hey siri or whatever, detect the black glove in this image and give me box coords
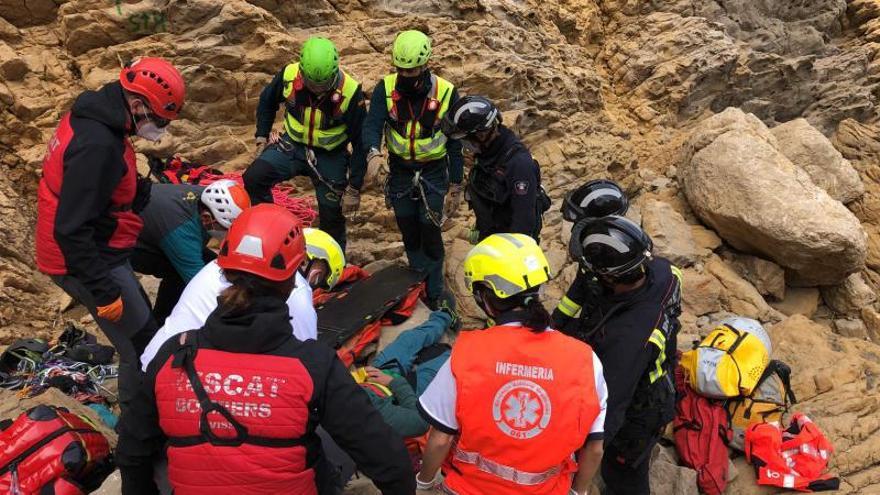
[132,175,153,213]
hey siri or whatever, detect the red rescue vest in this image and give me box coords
[445,325,601,495]
[745,413,840,492]
[154,333,318,494]
[36,113,141,274]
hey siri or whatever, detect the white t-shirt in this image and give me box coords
[140,260,317,371]
[419,327,608,440]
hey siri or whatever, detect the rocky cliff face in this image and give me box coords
[2,0,880,492]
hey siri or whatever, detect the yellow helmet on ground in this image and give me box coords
[304,228,345,289]
[463,233,551,299]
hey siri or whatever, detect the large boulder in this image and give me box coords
[770,118,863,204]
[679,108,867,286]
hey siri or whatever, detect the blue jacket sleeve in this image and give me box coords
[158,218,208,282]
[362,82,388,153]
[255,69,286,138]
[446,88,464,184]
[345,88,368,190]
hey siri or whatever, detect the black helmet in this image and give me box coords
[441,95,501,139]
[569,215,652,277]
[561,179,628,223]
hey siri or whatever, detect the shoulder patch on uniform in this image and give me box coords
[514,180,530,195]
[184,191,198,203]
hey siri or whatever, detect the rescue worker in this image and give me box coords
[132,180,250,326]
[243,36,367,250]
[35,57,185,442]
[417,233,607,495]
[302,227,363,297]
[118,204,414,494]
[440,95,549,242]
[139,233,317,371]
[564,215,682,495]
[362,30,463,309]
[552,179,629,331]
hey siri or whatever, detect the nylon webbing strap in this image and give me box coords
[453,448,561,486]
[169,332,306,449]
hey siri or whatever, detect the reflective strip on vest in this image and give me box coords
[383,73,453,162]
[281,63,359,151]
[556,295,581,318]
[452,448,561,486]
[671,265,684,285]
[648,328,667,384]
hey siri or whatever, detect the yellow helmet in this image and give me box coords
[303,228,345,289]
[463,233,551,299]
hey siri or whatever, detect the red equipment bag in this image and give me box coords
[0,405,112,495]
[672,364,731,495]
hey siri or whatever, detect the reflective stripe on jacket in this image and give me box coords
[446,325,601,495]
[282,63,359,151]
[382,73,453,162]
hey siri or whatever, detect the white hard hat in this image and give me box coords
[200,179,251,229]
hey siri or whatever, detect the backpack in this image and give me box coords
[672,364,731,495]
[725,360,797,452]
[679,323,770,398]
[0,405,112,495]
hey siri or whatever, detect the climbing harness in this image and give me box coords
[384,170,445,228]
[304,147,344,198]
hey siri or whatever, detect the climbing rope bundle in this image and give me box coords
[0,325,118,405]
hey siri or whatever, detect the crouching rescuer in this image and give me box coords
[116,204,414,495]
[417,233,607,495]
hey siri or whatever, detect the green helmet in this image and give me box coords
[392,30,432,69]
[300,37,339,85]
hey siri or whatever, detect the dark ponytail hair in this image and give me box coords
[219,269,296,313]
[519,292,551,332]
[477,285,551,333]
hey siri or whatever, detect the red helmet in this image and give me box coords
[119,57,186,120]
[218,204,306,281]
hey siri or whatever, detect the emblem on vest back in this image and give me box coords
[492,379,551,440]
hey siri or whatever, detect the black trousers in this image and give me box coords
[130,248,217,327]
[602,380,674,495]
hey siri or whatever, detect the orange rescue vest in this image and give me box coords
[445,325,601,495]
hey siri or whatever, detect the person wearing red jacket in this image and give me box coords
[35,57,186,430]
[116,204,414,495]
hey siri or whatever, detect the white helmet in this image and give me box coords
[720,316,772,355]
[200,179,251,229]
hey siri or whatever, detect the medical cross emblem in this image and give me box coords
[492,379,551,439]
